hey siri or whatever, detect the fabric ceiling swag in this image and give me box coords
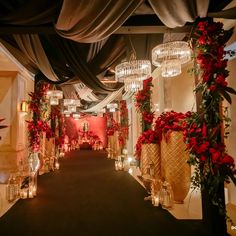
[74,83,99,102]
[61,84,79,100]
[54,36,122,93]
[80,86,124,113]
[88,35,127,76]
[0,0,61,25]
[55,0,143,43]
[148,0,210,28]
[86,38,108,62]
[14,34,59,81]
[208,6,236,19]
[0,37,37,74]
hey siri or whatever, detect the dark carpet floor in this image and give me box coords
[0,150,210,236]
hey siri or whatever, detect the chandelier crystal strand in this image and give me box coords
[161,60,181,77]
[107,103,118,112]
[124,79,143,92]
[72,113,80,120]
[47,90,63,105]
[152,41,191,78]
[115,60,151,92]
[63,99,74,106]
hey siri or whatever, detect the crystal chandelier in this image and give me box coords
[107,103,118,112]
[64,99,81,113]
[63,99,74,106]
[64,110,71,117]
[115,60,151,92]
[46,90,63,105]
[152,41,191,77]
[72,113,80,120]
[67,105,77,113]
[124,78,143,92]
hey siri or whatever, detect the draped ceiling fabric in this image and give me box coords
[81,86,124,113]
[148,0,210,28]
[0,0,234,106]
[55,0,143,43]
[86,38,108,62]
[14,34,59,81]
[54,36,123,93]
[61,84,79,100]
[74,83,99,102]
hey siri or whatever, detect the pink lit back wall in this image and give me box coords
[65,116,107,147]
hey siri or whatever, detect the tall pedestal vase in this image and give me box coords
[161,131,190,203]
[141,144,161,178]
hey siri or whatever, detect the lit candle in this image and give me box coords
[55,162,60,170]
[118,161,123,170]
[122,149,128,155]
[115,161,119,171]
[128,168,133,175]
[32,186,37,196]
[153,196,159,207]
[21,189,28,199]
[29,188,34,198]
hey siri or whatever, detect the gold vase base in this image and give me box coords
[174,200,184,204]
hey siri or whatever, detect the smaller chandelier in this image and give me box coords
[73,99,81,107]
[124,78,143,92]
[107,103,118,112]
[161,60,181,77]
[47,90,63,105]
[115,60,151,92]
[63,99,74,106]
[152,41,191,78]
[64,110,71,117]
[67,105,77,113]
[73,113,80,120]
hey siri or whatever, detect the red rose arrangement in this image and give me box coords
[135,77,154,131]
[78,130,101,145]
[106,113,120,136]
[118,100,129,148]
[135,129,161,159]
[50,105,65,148]
[184,19,236,218]
[154,111,190,142]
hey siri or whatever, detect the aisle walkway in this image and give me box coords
[0,150,208,236]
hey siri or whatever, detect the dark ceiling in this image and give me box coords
[0,0,234,101]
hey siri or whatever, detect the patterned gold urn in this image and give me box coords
[140,143,161,179]
[161,131,190,204]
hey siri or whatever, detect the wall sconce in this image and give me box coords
[20,100,28,113]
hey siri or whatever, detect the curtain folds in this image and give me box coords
[0,0,62,25]
[74,83,99,102]
[0,37,37,74]
[54,36,122,92]
[55,0,143,43]
[148,0,209,28]
[14,34,59,81]
[81,86,124,113]
[88,35,126,75]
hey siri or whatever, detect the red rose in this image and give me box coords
[209,85,217,91]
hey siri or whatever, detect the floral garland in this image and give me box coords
[118,100,129,148]
[50,106,65,148]
[27,82,52,152]
[106,113,120,136]
[184,20,236,217]
[135,77,154,131]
